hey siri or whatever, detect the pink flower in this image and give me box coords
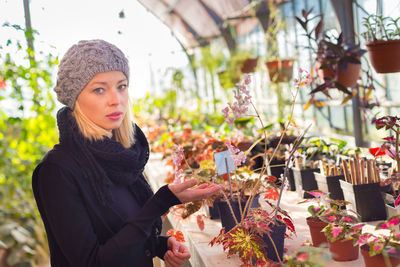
[330,226,343,239]
[243,74,251,85]
[0,77,6,89]
[296,253,308,262]
[225,141,246,167]
[172,145,184,184]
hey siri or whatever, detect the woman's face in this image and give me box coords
[76,71,129,132]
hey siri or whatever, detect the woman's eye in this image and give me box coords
[93,88,104,94]
[118,84,127,90]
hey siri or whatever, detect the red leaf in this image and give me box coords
[264,187,279,200]
[166,229,185,242]
[197,214,205,231]
[369,147,386,157]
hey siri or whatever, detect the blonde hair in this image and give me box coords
[73,101,135,148]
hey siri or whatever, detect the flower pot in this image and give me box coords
[366,39,400,73]
[292,167,319,198]
[328,238,359,261]
[287,168,296,191]
[207,199,220,219]
[360,244,400,267]
[217,195,260,232]
[261,223,287,262]
[265,59,294,83]
[386,203,400,218]
[316,61,361,87]
[306,217,328,247]
[314,173,345,201]
[269,158,285,181]
[241,58,259,73]
[339,180,387,222]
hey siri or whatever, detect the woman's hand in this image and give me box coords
[164,237,190,267]
[168,179,222,203]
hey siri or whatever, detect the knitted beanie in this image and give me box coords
[54,39,129,109]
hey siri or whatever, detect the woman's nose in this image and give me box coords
[108,89,121,105]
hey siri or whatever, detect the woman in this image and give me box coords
[32,39,222,267]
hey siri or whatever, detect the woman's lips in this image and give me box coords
[106,112,122,120]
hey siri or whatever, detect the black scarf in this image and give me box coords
[56,107,155,211]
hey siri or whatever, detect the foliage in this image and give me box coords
[356,215,400,257]
[361,14,400,41]
[264,1,285,61]
[320,206,363,243]
[283,246,331,266]
[301,137,354,161]
[207,70,311,266]
[0,24,58,265]
[210,207,296,266]
[295,8,372,107]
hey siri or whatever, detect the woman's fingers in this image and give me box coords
[169,179,198,194]
[165,251,179,267]
[169,180,222,203]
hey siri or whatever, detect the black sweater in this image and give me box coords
[32,144,180,266]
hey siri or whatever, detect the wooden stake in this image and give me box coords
[342,159,351,183]
[354,158,361,185]
[360,159,365,184]
[350,159,357,185]
[366,160,372,184]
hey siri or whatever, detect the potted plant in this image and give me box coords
[320,206,363,261]
[296,8,367,103]
[362,14,400,73]
[264,1,294,83]
[298,191,330,247]
[284,246,332,266]
[207,70,312,265]
[372,115,400,216]
[357,215,400,266]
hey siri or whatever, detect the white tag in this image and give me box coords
[214,150,236,175]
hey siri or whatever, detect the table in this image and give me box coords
[144,153,373,267]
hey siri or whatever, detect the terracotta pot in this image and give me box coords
[306,217,328,247]
[360,244,400,267]
[328,238,359,261]
[241,58,259,73]
[316,61,361,87]
[265,59,294,83]
[366,39,400,73]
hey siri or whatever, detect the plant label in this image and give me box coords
[214,150,236,175]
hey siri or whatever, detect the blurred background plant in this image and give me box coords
[0,23,58,266]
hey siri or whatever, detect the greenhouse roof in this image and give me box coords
[137,0,263,51]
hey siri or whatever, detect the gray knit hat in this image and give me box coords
[54,39,129,109]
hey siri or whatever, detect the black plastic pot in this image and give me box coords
[287,168,296,191]
[208,199,220,219]
[261,223,287,262]
[292,167,319,198]
[217,195,260,232]
[339,180,387,222]
[269,158,285,181]
[314,173,345,201]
